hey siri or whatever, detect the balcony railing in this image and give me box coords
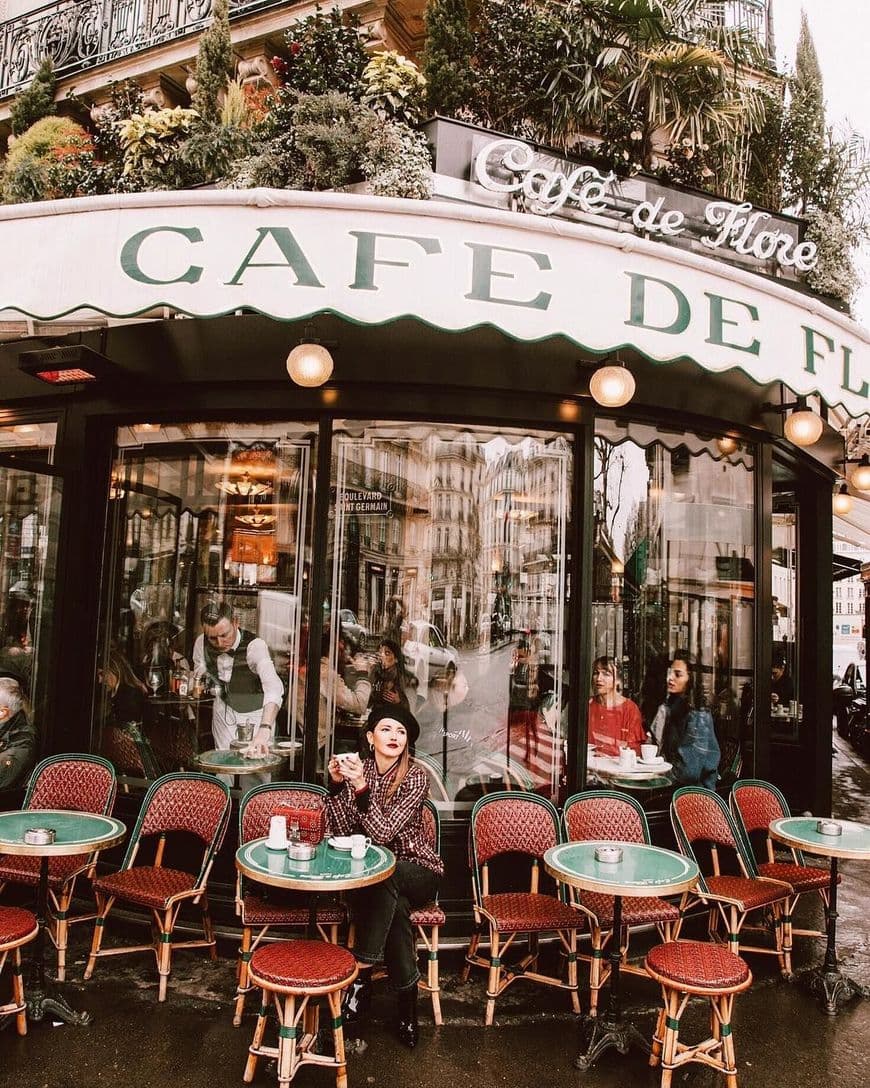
[0,0,293,102]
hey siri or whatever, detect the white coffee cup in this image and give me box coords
[267,815,287,849]
[619,747,636,769]
[350,834,371,860]
[641,744,658,762]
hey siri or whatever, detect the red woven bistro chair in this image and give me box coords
[461,791,583,1025]
[730,778,835,947]
[233,782,346,1026]
[646,940,752,1088]
[0,754,117,981]
[562,790,683,1016]
[0,905,39,1035]
[245,939,358,1088]
[671,787,792,976]
[84,772,231,1001]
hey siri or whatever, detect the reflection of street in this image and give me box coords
[413,642,560,798]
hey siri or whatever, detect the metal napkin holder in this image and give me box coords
[817,819,842,837]
[595,845,623,864]
[24,827,56,845]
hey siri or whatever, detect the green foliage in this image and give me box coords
[289,92,378,189]
[743,88,785,209]
[360,52,426,124]
[782,11,827,214]
[192,0,234,125]
[2,117,93,203]
[273,7,369,98]
[421,0,474,117]
[360,120,432,199]
[656,137,715,191]
[119,107,200,189]
[804,209,860,307]
[9,58,56,137]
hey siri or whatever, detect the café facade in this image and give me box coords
[1,123,868,920]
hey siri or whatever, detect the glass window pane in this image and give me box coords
[94,422,316,790]
[325,422,572,813]
[590,421,755,803]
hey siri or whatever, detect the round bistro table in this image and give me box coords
[587,754,673,791]
[544,840,699,1072]
[236,837,396,936]
[769,816,870,1014]
[0,809,126,1025]
[195,748,284,781]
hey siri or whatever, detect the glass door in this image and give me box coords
[0,451,62,783]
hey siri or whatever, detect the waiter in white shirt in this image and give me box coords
[192,601,283,785]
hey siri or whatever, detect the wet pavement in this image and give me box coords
[2,736,870,1088]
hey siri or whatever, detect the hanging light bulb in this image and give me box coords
[783,399,823,446]
[286,341,334,387]
[850,454,870,491]
[832,483,852,516]
[588,363,636,408]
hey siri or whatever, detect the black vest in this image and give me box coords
[203,629,263,713]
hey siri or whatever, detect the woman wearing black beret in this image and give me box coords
[326,703,442,1048]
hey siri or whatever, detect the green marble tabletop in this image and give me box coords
[770,816,870,861]
[545,840,698,897]
[0,810,126,856]
[236,837,396,892]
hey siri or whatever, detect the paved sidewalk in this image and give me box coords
[2,738,869,1088]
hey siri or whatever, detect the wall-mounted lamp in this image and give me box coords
[716,435,738,455]
[587,359,636,408]
[847,453,870,491]
[760,394,824,447]
[286,324,335,387]
[832,483,853,516]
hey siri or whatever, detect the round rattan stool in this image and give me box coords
[245,939,359,1088]
[0,905,39,1036]
[645,940,752,1088]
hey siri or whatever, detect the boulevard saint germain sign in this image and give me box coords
[0,188,865,415]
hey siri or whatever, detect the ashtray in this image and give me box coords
[229,739,250,751]
[24,827,56,845]
[817,819,842,837]
[287,842,316,862]
[594,845,623,864]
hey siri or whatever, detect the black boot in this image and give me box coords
[396,984,419,1049]
[342,971,372,1034]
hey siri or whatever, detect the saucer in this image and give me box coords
[638,757,665,767]
[328,837,353,852]
[264,840,288,852]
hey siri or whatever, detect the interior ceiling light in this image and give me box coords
[716,435,738,455]
[236,512,276,527]
[286,324,335,387]
[587,360,636,408]
[216,472,271,498]
[849,454,870,491]
[832,483,852,516]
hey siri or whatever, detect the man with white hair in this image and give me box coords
[0,668,36,791]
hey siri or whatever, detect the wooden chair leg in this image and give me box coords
[485,931,501,1026]
[659,988,680,1088]
[84,892,114,979]
[718,995,738,1088]
[649,1004,667,1068]
[779,902,794,978]
[243,988,270,1083]
[328,988,349,1088]
[13,949,27,1036]
[234,926,253,1026]
[157,908,172,1002]
[727,906,740,956]
[566,930,580,1014]
[462,928,480,983]
[588,927,604,1017]
[200,895,217,961]
[277,993,296,1088]
[428,926,442,1026]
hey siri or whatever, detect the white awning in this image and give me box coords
[1,188,868,417]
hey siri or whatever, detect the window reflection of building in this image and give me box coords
[593,423,755,780]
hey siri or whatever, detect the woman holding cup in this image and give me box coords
[587,656,645,757]
[325,704,442,1049]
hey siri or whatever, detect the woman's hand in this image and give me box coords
[383,688,400,704]
[338,752,366,790]
[327,756,344,784]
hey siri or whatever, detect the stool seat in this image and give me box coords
[646,940,751,992]
[0,906,38,946]
[250,939,357,991]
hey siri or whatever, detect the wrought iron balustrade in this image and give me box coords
[0,0,292,102]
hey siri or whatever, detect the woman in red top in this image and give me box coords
[588,656,645,756]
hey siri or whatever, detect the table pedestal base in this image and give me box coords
[574,1013,650,1071]
[808,966,867,1016]
[27,986,92,1026]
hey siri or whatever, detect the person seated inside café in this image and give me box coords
[650,651,720,789]
[587,655,645,756]
[0,666,36,794]
[771,656,795,708]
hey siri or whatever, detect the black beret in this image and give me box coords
[365,703,420,746]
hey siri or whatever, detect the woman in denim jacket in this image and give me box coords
[652,652,720,789]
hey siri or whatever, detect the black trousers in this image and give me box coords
[350,860,439,990]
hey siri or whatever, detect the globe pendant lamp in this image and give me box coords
[588,362,636,408]
[286,340,334,387]
[850,454,870,491]
[783,398,823,446]
[832,484,852,516]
